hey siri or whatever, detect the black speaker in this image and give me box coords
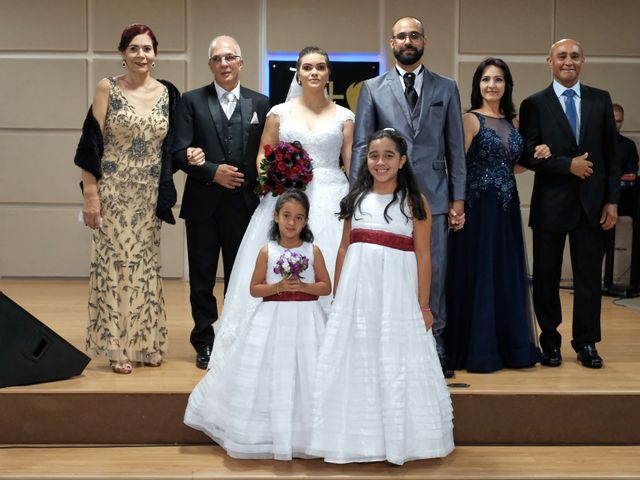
[0,291,90,388]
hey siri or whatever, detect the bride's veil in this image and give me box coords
[285,67,302,102]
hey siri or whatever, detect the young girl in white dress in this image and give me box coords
[308,129,455,465]
[184,189,331,460]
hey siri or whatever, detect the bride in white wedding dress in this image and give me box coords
[204,46,354,376]
[183,46,354,460]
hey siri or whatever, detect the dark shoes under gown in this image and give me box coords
[445,113,541,373]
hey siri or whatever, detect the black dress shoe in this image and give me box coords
[541,348,562,367]
[577,344,603,369]
[438,354,455,379]
[195,345,212,370]
[442,366,455,379]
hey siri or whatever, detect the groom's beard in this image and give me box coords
[393,46,424,66]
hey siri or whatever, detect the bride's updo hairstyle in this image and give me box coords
[296,46,332,78]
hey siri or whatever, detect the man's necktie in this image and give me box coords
[223,91,236,119]
[403,72,418,110]
[563,89,578,141]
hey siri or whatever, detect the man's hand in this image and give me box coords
[569,152,593,179]
[600,203,618,230]
[214,164,244,189]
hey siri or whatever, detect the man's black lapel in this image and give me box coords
[206,84,225,148]
[239,88,253,158]
[578,84,594,145]
[543,85,576,147]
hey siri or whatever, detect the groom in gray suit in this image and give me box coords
[351,16,466,377]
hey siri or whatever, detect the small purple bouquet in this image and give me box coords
[273,249,310,279]
[256,141,314,196]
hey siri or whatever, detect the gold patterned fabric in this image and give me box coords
[86,77,169,364]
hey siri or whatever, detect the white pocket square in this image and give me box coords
[250,112,259,124]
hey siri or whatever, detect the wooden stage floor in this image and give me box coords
[1,279,640,479]
[1,278,638,395]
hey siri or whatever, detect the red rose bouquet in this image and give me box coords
[255,141,313,196]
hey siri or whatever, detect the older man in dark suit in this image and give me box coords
[172,35,269,368]
[519,39,620,369]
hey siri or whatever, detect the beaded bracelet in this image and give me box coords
[420,305,431,312]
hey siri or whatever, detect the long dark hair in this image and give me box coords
[268,189,314,242]
[469,57,516,122]
[339,129,427,222]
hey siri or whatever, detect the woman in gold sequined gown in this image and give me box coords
[74,24,180,374]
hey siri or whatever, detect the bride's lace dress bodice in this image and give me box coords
[268,102,354,189]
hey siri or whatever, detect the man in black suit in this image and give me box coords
[172,35,269,368]
[519,38,620,369]
[613,103,639,212]
[613,104,639,180]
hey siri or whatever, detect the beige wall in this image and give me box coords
[1,0,639,280]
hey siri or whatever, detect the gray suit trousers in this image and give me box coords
[430,213,448,354]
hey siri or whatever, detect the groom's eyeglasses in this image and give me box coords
[210,54,241,64]
[391,31,425,42]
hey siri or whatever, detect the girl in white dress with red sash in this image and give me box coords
[308,129,454,465]
[185,189,331,460]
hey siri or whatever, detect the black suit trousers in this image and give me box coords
[532,213,605,353]
[185,193,251,350]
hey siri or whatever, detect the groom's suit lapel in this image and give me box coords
[384,68,434,138]
[415,68,435,138]
[384,71,414,134]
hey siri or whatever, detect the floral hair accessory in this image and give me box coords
[273,249,310,279]
[255,141,313,196]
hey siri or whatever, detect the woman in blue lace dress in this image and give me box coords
[445,58,548,373]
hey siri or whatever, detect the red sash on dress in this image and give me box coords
[263,292,319,302]
[349,228,414,251]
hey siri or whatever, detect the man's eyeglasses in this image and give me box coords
[210,54,241,64]
[391,31,424,42]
